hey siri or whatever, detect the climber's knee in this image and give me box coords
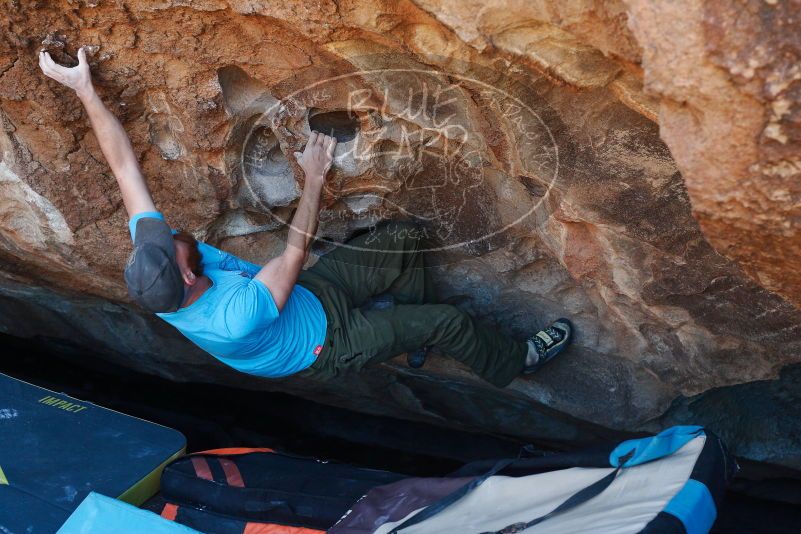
[428,303,471,334]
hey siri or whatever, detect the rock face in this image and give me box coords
[1,1,800,468]
[624,0,801,310]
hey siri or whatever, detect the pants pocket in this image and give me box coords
[334,346,379,374]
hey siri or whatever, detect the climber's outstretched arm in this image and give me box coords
[39,47,156,217]
[254,132,336,311]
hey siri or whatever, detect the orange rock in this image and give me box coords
[1,0,800,468]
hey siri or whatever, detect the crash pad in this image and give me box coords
[58,492,199,534]
[0,372,185,533]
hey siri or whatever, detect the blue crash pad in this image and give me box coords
[58,492,200,533]
[0,373,185,533]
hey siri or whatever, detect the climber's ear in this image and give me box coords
[182,268,197,286]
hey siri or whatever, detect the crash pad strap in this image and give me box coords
[197,448,274,456]
[482,452,633,534]
[161,503,179,520]
[387,458,515,534]
[390,451,634,534]
[190,457,214,481]
[219,458,245,487]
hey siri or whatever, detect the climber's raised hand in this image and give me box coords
[39,47,94,99]
[295,131,337,186]
[39,45,156,217]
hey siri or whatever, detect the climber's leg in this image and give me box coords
[306,302,527,387]
[307,221,435,308]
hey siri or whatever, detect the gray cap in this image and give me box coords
[124,217,184,313]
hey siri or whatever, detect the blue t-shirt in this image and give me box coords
[129,212,327,378]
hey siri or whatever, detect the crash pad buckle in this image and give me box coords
[495,522,528,534]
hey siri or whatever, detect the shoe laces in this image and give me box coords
[531,325,565,355]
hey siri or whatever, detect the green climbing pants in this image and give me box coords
[297,222,527,387]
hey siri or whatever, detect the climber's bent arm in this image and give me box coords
[254,132,336,311]
[253,177,322,311]
[39,48,156,217]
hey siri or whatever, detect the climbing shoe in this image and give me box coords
[523,318,573,374]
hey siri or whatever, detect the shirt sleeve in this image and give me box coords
[221,278,280,339]
[129,211,166,241]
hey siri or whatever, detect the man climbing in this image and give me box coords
[39,47,573,388]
